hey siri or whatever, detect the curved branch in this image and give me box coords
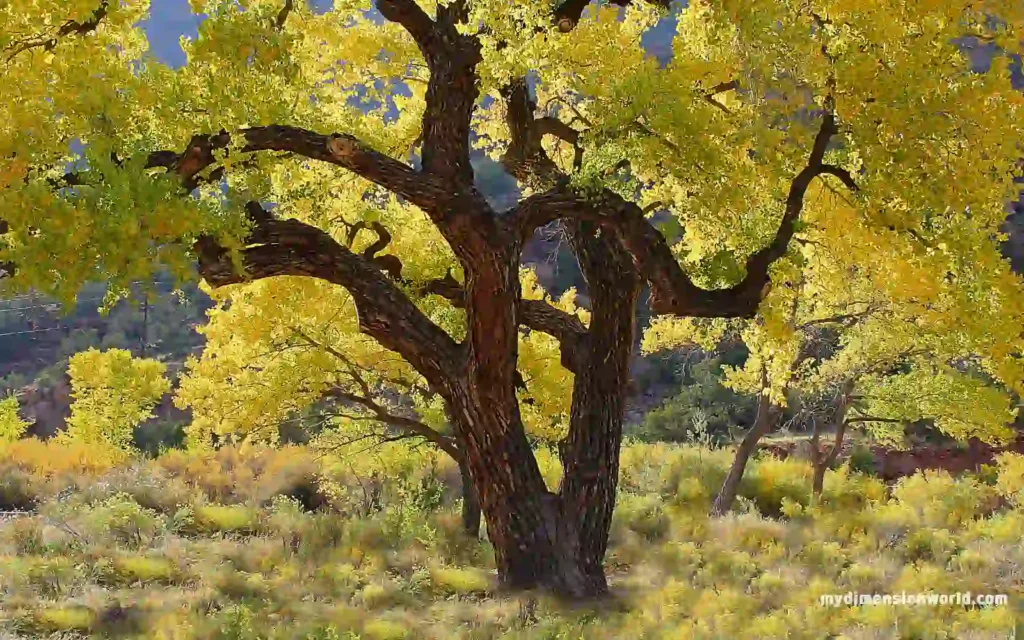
[328,387,462,460]
[4,1,109,62]
[293,327,462,460]
[149,126,447,210]
[194,212,461,393]
[509,112,853,318]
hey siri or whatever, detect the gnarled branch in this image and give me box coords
[509,112,856,318]
[148,126,448,210]
[4,1,109,62]
[195,206,461,393]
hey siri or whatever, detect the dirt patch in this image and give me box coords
[760,434,1024,481]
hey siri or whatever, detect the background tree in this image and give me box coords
[647,208,1022,514]
[2,0,1023,596]
[0,395,29,446]
[58,348,171,462]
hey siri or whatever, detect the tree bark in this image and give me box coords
[447,388,593,596]
[557,219,641,593]
[456,457,482,537]
[811,380,854,500]
[711,384,780,516]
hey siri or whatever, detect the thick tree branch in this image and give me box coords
[377,0,480,187]
[501,79,565,188]
[509,112,854,318]
[194,208,461,393]
[148,126,446,210]
[275,0,295,30]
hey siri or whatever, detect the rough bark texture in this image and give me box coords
[458,458,482,537]
[559,219,641,593]
[711,384,781,516]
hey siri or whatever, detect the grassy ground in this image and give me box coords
[0,439,1022,639]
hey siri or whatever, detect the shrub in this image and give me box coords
[613,493,670,542]
[993,452,1024,506]
[362,619,410,640]
[30,605,96,634]
[113,554,178,584]
[81,493,167,548]
[847,443,877,475]
[192,504,258,535]
[891,470,999,529]
[429,566,491,596]
[0,465,40,511]
[740,456,811,516]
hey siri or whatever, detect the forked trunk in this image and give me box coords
[445,221,640,599]
[449,390,594,596]
[811,380,854,501]
[446,241,601,598]
[711,386,779,516]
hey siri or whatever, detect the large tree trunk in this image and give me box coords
[446,240,597,597]
[711,384,780,516]
[449,390,592,595]
[557,220,641,593]
[443,217,640,598]
[457,458,481,537]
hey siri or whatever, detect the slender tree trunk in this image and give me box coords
[809,417,827,500]
[812,423,847,498]
[811,380,854,500]
[711,383,779,516]
[812,420,849,499]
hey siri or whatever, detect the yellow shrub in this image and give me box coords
[740,456,812,515]
[0,437,115,478]
[994,452,1024,506]
[113,555,177,583]
[363,618,410,640]
[192,504,258,534]
[32,606,95,633]
[429,566,491,595]
[892,469,999,529]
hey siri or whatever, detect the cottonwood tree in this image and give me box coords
[2,0,1023,596]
